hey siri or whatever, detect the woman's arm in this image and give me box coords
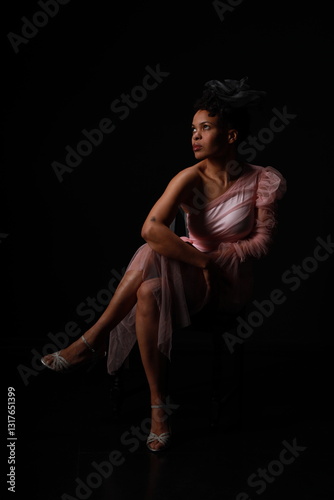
[215,166,286,268]
[214,204,279,271]
[233,206,277,260]
[141,168,212,269]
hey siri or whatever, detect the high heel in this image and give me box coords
[146,404,172,453]
[41,335,104,373]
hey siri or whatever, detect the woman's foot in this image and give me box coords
[146,402,171,452]
[41,333,106,372]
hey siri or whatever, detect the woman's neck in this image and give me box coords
[204,154,244,182]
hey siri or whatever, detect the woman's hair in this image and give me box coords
[193,77,266,143]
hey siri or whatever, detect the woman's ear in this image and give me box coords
[228,129,238,144]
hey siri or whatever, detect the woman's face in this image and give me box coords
[191,109,236,161]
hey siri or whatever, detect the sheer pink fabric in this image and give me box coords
[107,164,286,373]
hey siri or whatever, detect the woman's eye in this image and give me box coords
[191,124,210,133]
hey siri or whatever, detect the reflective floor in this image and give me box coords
[12,332,334,500]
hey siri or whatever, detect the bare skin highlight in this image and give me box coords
[41,79,286,452]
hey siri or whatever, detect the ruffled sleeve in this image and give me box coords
[256,166,287,207]
[215,166,287,269]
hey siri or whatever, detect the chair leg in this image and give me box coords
[210,329,244,429]
[108,367,124,421]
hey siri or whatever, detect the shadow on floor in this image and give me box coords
[9,335,334,500]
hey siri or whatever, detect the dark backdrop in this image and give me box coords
[1,0,333,496]
[3,0,333,345]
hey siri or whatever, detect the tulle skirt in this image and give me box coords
[106,243,210,374]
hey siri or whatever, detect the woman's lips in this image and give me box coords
[192,144,202,151]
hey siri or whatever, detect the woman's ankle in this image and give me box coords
[82,326,108,351]
[150,393,167,407]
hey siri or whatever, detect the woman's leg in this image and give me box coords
[135,280,170,451]
[42,270,144,366]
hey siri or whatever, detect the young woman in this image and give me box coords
[41,77,287,452]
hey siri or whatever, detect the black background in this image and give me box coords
[2,1,334,499]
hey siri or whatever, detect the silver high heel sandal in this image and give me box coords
[146,404,172,453]
[41,335,102,373]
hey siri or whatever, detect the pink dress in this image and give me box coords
[107,164,287,374]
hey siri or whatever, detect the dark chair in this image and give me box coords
[108,209,245,428]
[171,306,244,429]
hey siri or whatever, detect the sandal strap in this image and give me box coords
[147,431,171,445]
[42,351,71,372]
[81,335,96,353]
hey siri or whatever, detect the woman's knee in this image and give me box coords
[136,280,160,312]
[137,280,154,301]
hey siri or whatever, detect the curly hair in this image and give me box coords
[193,78,266,144]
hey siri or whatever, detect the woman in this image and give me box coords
[41,77,287,452]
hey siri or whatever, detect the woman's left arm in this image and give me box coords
[215,166,287,267]
[219,205,278,264]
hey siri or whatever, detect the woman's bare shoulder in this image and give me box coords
[170,162,204,185]
[163,163,204,207]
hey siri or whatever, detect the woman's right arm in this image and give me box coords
[141,168,212,269]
